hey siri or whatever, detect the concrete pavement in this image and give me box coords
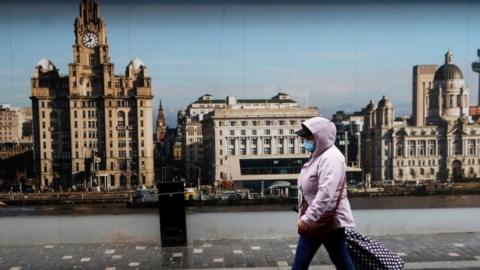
[1,232,480,269]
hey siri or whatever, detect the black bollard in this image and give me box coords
[158,181,187,247]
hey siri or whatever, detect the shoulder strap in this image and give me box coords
[332,175,347,211]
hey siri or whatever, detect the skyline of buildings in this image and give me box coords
[2,1,480,191]
[3,1,480,126]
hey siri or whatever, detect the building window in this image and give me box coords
[230,130,235,136]
[428,140,435,156]
[241,121,247,126]
[288,147,294,154]
[419,141,426,156]
[279,129,283,135]
[89,54,95,66]
[265,129,270,135]
[408,141,415,156]
[252,130,257,135]
[263,147,271,154]
[241,130,246,136]
[468,139,475,156]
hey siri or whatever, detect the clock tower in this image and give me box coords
[31,0,155,190]
[69,0,114,97]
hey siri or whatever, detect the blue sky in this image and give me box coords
[1,1,480,126]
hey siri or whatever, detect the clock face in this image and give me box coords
[82,32,98,48]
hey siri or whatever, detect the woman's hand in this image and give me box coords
[297,219,309,233]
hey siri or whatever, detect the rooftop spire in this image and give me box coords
[158,99,163,110]
[445,50,453,64]
[79,0,100,24]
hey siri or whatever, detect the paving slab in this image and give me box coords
[0,232,480,269]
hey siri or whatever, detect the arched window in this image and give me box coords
[117,111,125,128]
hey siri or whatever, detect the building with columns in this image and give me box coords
[362,51,480,184]
[178,93,304,185]
[202,106,318,191]
[30,0,154,190]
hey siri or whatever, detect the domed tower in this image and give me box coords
[427,51,469,124]
[376,96,394,128]
[32,58,59,88]
[364,100,377,130]
[126,58,151,90]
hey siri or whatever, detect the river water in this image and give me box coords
[1,195,479,245]
[1,194,480,216]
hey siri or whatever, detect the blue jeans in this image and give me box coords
[292,227,355,270]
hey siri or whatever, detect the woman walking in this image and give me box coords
[292,117,356,270]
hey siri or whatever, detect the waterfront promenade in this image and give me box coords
[1,232,480,269]
[1,200,480,269]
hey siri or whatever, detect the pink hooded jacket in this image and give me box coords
[298,117,355,229]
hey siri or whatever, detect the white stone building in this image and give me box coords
[179,93,301,184]
[202,106,319,191]
[362,51,480,184]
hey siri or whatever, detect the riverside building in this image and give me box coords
[202,104,319,191]
[362,51,480,184]
[179,93,303,184]
[30,0,154,190]
[0,104,32,143]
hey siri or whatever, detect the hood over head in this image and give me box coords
[301,117,336,157]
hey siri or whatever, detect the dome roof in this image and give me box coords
[434,51,463,81]
[366,100,376,111]
[129,58,145,69]
[37,58,55,72]
[378,96,392,108]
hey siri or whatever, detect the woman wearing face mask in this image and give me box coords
[292,117,356,270]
